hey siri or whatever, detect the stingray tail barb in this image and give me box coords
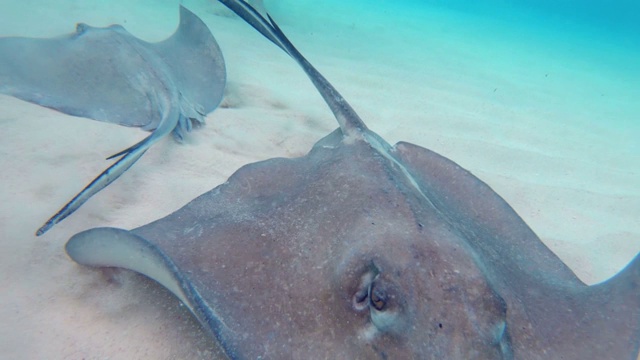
[106,137,148,160]
[217,0,368,138]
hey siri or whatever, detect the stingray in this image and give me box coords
[0,6,226,235]
[65,1,639,358]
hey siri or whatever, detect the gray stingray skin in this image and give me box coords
[0,6,226,235]
[66,1,640,359]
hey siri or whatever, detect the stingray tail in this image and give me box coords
[217,0,368,137]
[37,92,186,236]
[35,139,150,236]
[106,137,148,160]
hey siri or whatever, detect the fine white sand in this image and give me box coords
[1,0,638,358]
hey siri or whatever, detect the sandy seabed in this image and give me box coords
[0,0,638,358]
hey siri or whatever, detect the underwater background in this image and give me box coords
[0,0,638,358]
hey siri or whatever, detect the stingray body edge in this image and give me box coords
[66,227,241,359]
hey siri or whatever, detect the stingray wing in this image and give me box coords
[0,25,162,128]
[66,227,238,356]
[393,141,582,286]
[0,6,225,130]
[151,6,226,116]
[393,141,640,359]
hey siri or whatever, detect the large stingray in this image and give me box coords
[66,1,640,359]
[0,6,226,235]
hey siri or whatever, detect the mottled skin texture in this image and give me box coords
[70,129,636,359]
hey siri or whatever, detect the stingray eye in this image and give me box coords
[370,283,387,311]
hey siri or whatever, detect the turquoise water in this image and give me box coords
[265,0,640,149]
[266,0,639,141]
[269,0,640,38]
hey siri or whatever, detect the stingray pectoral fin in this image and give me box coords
[154,6,227,115]
[66,227,192,308]
[66,227,236,356]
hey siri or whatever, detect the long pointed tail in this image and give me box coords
[36,138,150,236]
[218,0,368,137]
[37,108,183,236]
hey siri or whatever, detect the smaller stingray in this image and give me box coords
[0,6,226,235]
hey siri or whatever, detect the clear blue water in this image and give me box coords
[266,0,639,136]
[431,0,640,35]
[271,0,640,37]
